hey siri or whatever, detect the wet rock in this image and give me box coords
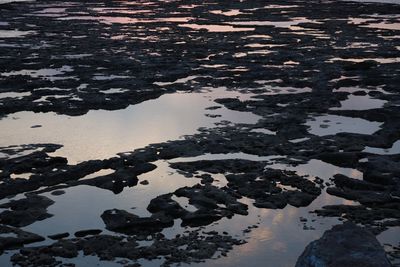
[313,204,400,233]
[48,232,70,240]
[0,195,54,227]
[140,179,149,185]
[0,225,45,250]
[74,229,102,237]
[173,161,320,211]
[11,239,79,266]
[327,187,392,204]
[286,191,316,207]
[50,190,66,196]
[318,152,359,168]
[101,209,173,234]
[10,230,244,267]
[332,174,386,191]
[205,106,222,110]
[175,184,248,216]
[196,173,214,184]
[214,98,247,111]
[296,222,391,267]
[1,0,400,266]
[147,193,187,218]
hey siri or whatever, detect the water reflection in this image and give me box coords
[330,95,387,111]
[178,24,255,32]
[0,89,260,163]
[364,140,400,155]
[0,30,36,38]
[305,114,382,136]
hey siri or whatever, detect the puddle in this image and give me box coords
[23,161,199,237]
[364,22,400,30]
[92,75,130,80]
[363,140,400,155]
[178,24,255,32]
[88,7,154,15]
[56,252,123,267]
[58,16,192,25]
[252,83,312,95]
[178,159,365,267]
[0,0,33,3]
[250,128,276,135]
[16,157,365,267]
[0,30,36,38]
[80,169,115,181]
[270,159,363,180]
[289,137,310,143]
[328,57,400,64]
[334,86,392,95]
[153,75,202,86]
[0,0,398,266]
[305,115,382,136]
[0,89,261,163]
[330,95,387,110]
[210,10,244,16]
[0,233,18,238]
[0,91,31,99]
[168,153,284,163]
[10,172,33,179]
[230,17,322,28]
[345,0,400,3]
[51,54,93,60]
[171,195,198,212]
[100,88,130,94]
[1,66,74,81]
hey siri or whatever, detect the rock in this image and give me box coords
[50,190,66,196]
[254,194,287,209]
[0,195,54,227]
[0,225,45,250]
[48,232,70,240]
[181,211,223,227]
[140,179,149,185]
[10,230,244,266]
[295,222,391,267]
[332,174,386,191]
[286,191,316,207]
[327,187,392,204]
[318,152,359,167]
[147,194,186,218]
[300,217,308,222]
[74,229,102,237]
[11,239,79,266]
[101,209,173,234]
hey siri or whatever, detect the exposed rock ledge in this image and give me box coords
[296,222,390,267]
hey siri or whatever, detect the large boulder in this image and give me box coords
[296,222,391,267]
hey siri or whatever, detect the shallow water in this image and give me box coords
[0,30,36,38]
[305,114,382,136]
[12,157,376,267]
[364,140,400,154]
[330,95,387,110]
[0,0,399,266]
[0,89,260,163]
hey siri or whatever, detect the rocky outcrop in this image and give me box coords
[296,223,391,267]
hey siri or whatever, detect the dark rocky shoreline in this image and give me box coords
[0,0,399,266]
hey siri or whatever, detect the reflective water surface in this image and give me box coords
[0,0,399,266]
